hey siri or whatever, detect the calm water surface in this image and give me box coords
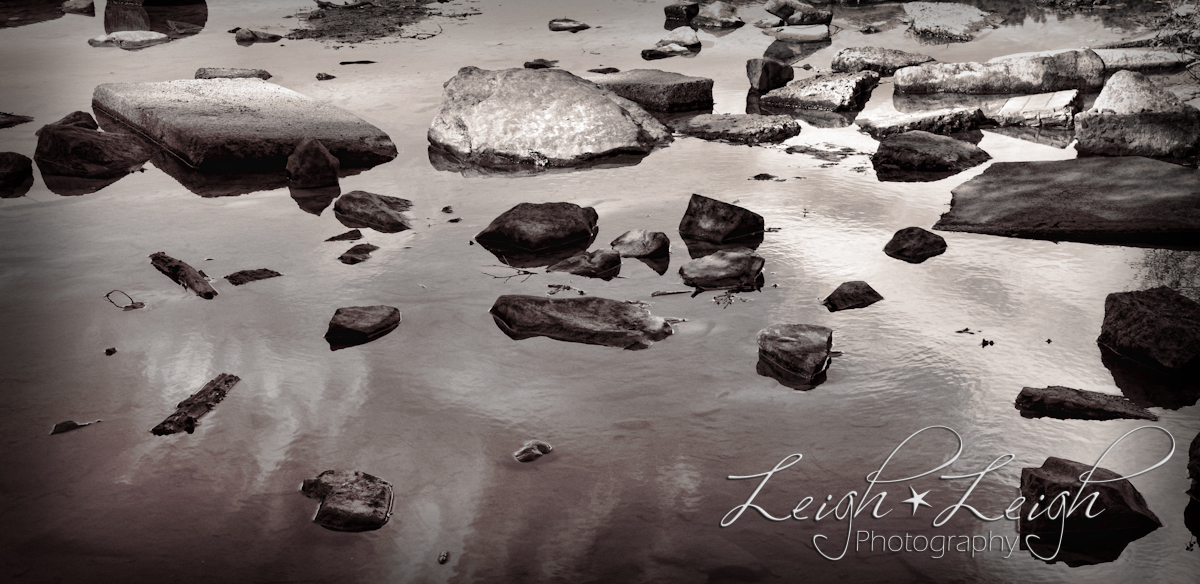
[1,1,1198,582]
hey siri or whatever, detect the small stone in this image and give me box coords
[513,439,554,462]
[326,229,363,242]
[195,68,272,80]
[524,59,558,69]
[822,281,883,312]
[316,72,336,80]
[105,347,117,356]
[548,18,589,32]
[324,305,402,348]
[610,230,670,258]
[883,227,947,263]
[339,243,380,265]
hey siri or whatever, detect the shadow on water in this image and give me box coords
[636,256,670,276]
[1019,528,1159,567]
[104,0,207,40]
[428,145,651,178]
[36,164,132,196]
[1099,346,1200,410]
[752,100,858,128]
[0,175,34,199]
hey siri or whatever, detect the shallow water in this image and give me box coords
[1,0,1198,582]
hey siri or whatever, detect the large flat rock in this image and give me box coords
[895,50,1105,95]
[934,157,1200,247]
[92,79,397,171]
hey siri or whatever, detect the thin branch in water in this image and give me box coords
[104,290,145,310]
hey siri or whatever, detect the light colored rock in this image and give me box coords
[871,130,990,173]
[513,440,554,462]
[904,1,990,41]
[753,16,784,28]
[757,324,832,384]
[761,70,880,112]
[610,230,669,258]
[490,295,674,350]
[1076,70,1200,158]
[61,0,93,15]
[548,18,589,32]
[693,1,743,28]
[857,106,984,138]
[672,114,802,145]
[989,90,1079,128]
[761,24,830,43]
[658,27,700,47]
[679,248,765,290]
[590,69,714,112]
[895,50,1105,94]
[990,48,1195,74]
[87,31,170,49]
[831,47,935,77]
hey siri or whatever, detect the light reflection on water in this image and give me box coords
[1,0,1198,582]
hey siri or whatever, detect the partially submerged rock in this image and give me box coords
[286,138,340,189]
[50,420,96,435]
[679,248,765,291]
[904,2,991,42]
[672,114,802,145]
[324,305,402,349]
[822,280,883,312]
[1097,286,1200,376]
[332,191,412,233]
[151,373,240,435]
[1075,70,1200,159]
[664,2,699,22]
[757,324,832,385]
[524,59,558,70]
[894,50,1105,95]
[476,202,599,260]
[857,107,986,139]
[678,194,765,245]
[611,230,670,258]
[513,439,554,462]
[871,131,990,175]
[765,0,830,25]
[883,227,946,263]
[149,252,217,299]
[233,28,281,44]
[548,18,589,32]
[831,47,935,77]
[761,71,880,112]
[489,295,674,350]
[224,268,282,286]
[761,24,830,43]
[301,470,393,532]
[338,243,379,265]
[591,69,714,112]
[659,27,700,47]
[1020,457,1161,549]
[546,249,622,280]
[1015,386,1158,421]
[990,90,1079,128]
[88,30,170,49]
[1093,48,1194,74]
[0,152,34,198]
[692,1,742,28]
[933,157,1200,247]
[0,112,35,129]
[429,67,672,168]
[326,229,363,242]
[747,58,794,93]
[34,121,151,179]
[195,67,272,80]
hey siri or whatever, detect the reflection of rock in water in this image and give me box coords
[428,145,649,177]
[37,167,128,196]
[1101,346,1200,410]
[763,39,831,65]
[985,125,1074,148]
[1186,499,1200,541]
[105,0,207,40]
[290,186,340,215]
[1131,249,1200,302]
[0,0,67,29]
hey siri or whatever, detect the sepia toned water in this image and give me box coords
[1,0,1198,582]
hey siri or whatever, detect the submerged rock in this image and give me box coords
[195,67,272,80]
[746,58,794,93]
[872,131,990,175]
[513,439,554,462]
[894,50,1105,95]
[326,229,363,242]
[642,44,694,60]
[546,249,622,280]
[338,243,379,265]
[831,47,935,77]
[0,152,34,197]
[429,67,672,168]
[679,248,765,291]
[990,90,1079,128]
[693,1,742,28]
[151,373,240,436]
[678,194,765,245]
[88,30,170,49]
[761,24,830,43]
[673,114,802,145]
[664,2,699,22]
[1020,457,1161,546]
[904,2,990,42]
[883,227,946,263]
[1075,70,1200,159]
[761,71,880,112]
[301,470,393,532]
[591,69,714,113]
[822,281,883,312]
[286,138,340,189]
[324,305,402,349]
[34,123,150,179]
[1097,286,1200,375]
[489,295,674,350]
[332,191,412,233]
[757,324,832,385]
[476,202,599,258]
[548,18,589,32]
[1015,386,1158,421]
[611,230,670,258]
[224,268,282,286]
[857,107,986,139]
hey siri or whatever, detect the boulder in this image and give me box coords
[678,194,765,245]
[324,305,402,348]
[933,157,1200,247]
[1075,70,1200,159]
[1020,457,1161,540]
[429,67,672,168]
[224,268,282,286]
[822,280,883,312]
[831,47,935,77]
[693,1,742,28]
[989,90,1079,128]
[34,123,151,179]
[338,243,380,265]
[883,227,946,263]
[301,470,393,532]
[332,191,412,233]
[747,58,794,92]
[591,69,714,113]
[894,50,1106,95]
[871,130,990,173]
[659,27,700,47]
[88,30,170,49]
[904,2,991,42]
[761,71,880,112]
[93,79,397,171]
[856,107,985,139]
[761,24,830,43]
[548,18,589,32]
[1096,286,1200,375]
[665,2,700,22]
[286,138,340,189]
[61,0,94,16]
[757,324,833,384]
[1014,386,1158,421]
[0,152,34,196]
[546,249,622,280]
[194,67,272,80]
[785,6,831,26]
[489,295,674,350]
[476,202,599,256]
[513,440,554,462]
[611,230,670,258]
[678,248,765,290]
[672,114,802,145]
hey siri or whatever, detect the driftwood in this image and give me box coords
[151,373,240,435]
[149,252,217,299]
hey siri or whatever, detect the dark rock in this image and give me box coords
[61,0,94,16]
[611,230,670,258]
[316,72,336,80]
[324,305,402,349]
[757,324,832,385]
[439,551,450,564]
[224,268,283,286]
[38,111,98,134]
[333,191,412,233]
[591,69,714,113]
[234,28,281,43]
[761,71,880,112]
[51,420,95,435]
[673,114,801,145]
[0,112,35,129]
[641,46,692,60]
[1096,286,1200,375]
[895,50,1106,94]
[546,249,622,280]
[429,67,671,168]
[490,295,674,350]
[822,280,883,312]
[679,248,765,291]
[678,194,765,245]
[0,152,34,197]
[883,227,946,263]
[476,202,598,257]
[524,59,558,69]
[326,229,363,242]
[856,107,985,139]
[763,38,831,65]
[872,131,990,175]
[286,138,340,189]
[746,58,794,93]
[1101,346,1200,410]
[1075,70,1200,159]
[831,47,935,77]
[290,185,340,215]
[339,243,379,265]
[777,1,831,26]
[692,1,743,28]
[151,373,241,435]
[300,470,393,532]
[149,252,217,299]
[104,347,117,356]
[548,18,589,32]
[1015,386,1158,421]
[339,61,376,65]
[765,0,814,21]
[195,67,272,80]
[513,439,554,462]
[751,173,778,181]
[588,67,620,74]
[34,123,150,179]
[933,157,1200,247]
[664,1,699,22]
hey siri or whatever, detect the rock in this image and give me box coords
[664,2,700,22]
[785,7,831,26]
[0,152,34,196]
[989,90,1079,128]
[588,67,619,74]
[524,59,557,69]
[761,71,880,112]
[88,31,171,49]
[693,1,742,28]
[1015,386,1158,421]
[642,44,693,60]
[1020,457,1161,541]
[679,248,765,291]
[546,249,622,280]
[658,27,700,47]
[233,28,281,43]
[764,0,806,19]
[757,324,832,384]
[476,202,599,257]
[51,420,95,435]
[548,18,589,32]
[0,112,35,130]
[1096,286,1200,375]
[489,295,674,350]
[300,470,393,532]
[224,268,282,286]
[104,348,117,356]
[822,280,883,312]
[324,305,402,348]
[93,79,397,172]
[672,114,802,145]
[761,24,830,43]
[895,50,1105,95]
[831,47,935,77]
[1093,49,1194,74]
[338,243,379,264]
[149,252,217,299]
[429,67,672,168]
[286,138,340,189]
[856,107,985,139]
[61,0,93,16]
[678,194,765,245]
[904,2,991,42]
[326,229,363,242]
[513,440,554,462]
[591,69,714,113]
[883,227,946,263]
[195,67,272,80]
[610,230,669,258]
[150,373,241,435]
[1075,71,1200,159]
[986,125,1075,149]
[34,122,150,179]
[753,16,785,28]
[872,131,990,174]
[316,72,335,80]
[38,110,98,134]
[746,58,794,92]
[933,157,1200,247]
[332,191,412,233]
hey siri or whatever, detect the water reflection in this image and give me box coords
[762,39,830,65]
[1019,529,1157,567]
[681,236,763,260]
[37,166,130,196]
[478,237,596,269]
[290,186,340,215]
[755,354,828,390]
[1131,249,1200,302]
[985,126,1074,149]
[1100,346,1200,410]
[103,0,206,41]
[428,145,650,177]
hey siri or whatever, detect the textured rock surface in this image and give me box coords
[894,50,1105,95]
[490,295,674,350]
[150,373,240,436]
[1075,70,1200,159]
[693,1,742,28]
[149,252,217,299]
[904,2,991,41]
[195,67,272,80]
[672,114,802,145]
[990,90,1079,128]
[88,30,170,49]
[1097,286,1200,374]
[883,227,947,263]
[659,27,700,47]
[324,305,402,348]
[857,107,985,139]
[872,131,990,173]
[591,69,714,112]
[678,248,765,290]
[546,249,622,279]
[61,0,94,16]
[822,281,883,312]
[1015,386,1158,421]
[761,24,830,43]
[747,58,794,92]
[664,2,699,22]
[286,138,340,189]
[611,230,670,258]
[1020,457,1162,536]
[678,194,765,244]
[332,191,412,233]
[224,268,283,286]
[513,439,554,462]
[831,47,935,77]
[34,123,151,178]
[338,243,380,265]
[476,202,599,255]
[301,470,393,532]
[761,71,880,111]
[757,324,833,384]
[548,18,589,32]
